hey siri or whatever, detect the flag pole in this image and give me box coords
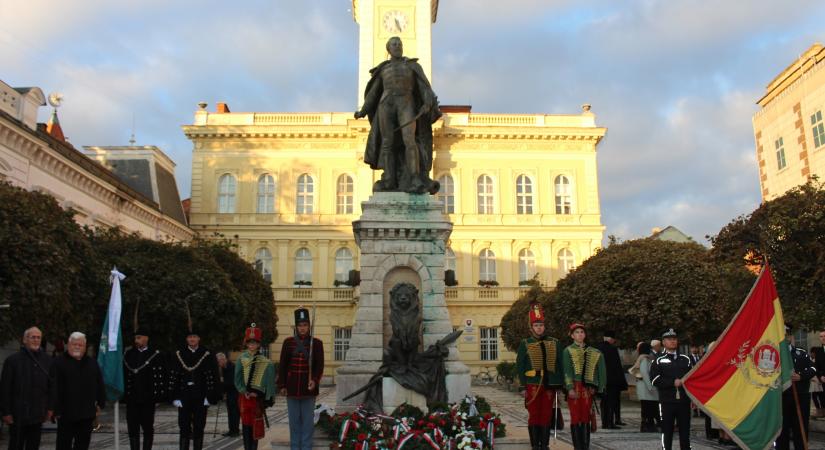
[791,381,809,450]
[114,401,120,450]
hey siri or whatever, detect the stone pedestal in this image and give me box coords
[336,192,470,409]
[382,378,427,414]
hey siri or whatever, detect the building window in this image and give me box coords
[257,174,276,213]
[555,175,572,214]
[217,174,236,213]
[558,248,575,275]
[334,327,352,361]
[254,248,273,283]
[813,110,825,148]
[445,248,456,272]
[479,248,496,282]
[518,249,536,283]
[294,247,312,285]
[296,174,314,214]
[336,174,354,214]
[334,248,353,283]
[477,175,494,214]
[775,137,787,170]
[437,174,455,214]
[516,174,533,214]
[480,327,499,361]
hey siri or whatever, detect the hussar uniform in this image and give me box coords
[123,327,167,450]
[235,324,276,450]
[516,303,563,450]
[278,308,324,450]
[562,323,606,450]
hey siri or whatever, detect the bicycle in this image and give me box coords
[472,366,495,386]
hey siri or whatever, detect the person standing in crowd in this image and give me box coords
[278,307,324,450]
[169,327,220,450]
[216,353,240,437]
[650,339,663,356]
[235,324,276,450]
[123,327,167,450]
[0,327,52,450]
[776,324,817,450]
[629,342,659,433]
[595,331,627,429]
[516,303,563,450]
[650,328,693,450]
[812,330,825,419]
[49,332,105,450]
[562,323,606,450]
[810,346,824,420]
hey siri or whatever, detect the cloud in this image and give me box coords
[2,0,824,244]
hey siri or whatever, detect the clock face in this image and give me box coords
[383,10,408,34]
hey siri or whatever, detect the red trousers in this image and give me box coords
[238,394,265,439]
[567,382,593,425]
[525,384,556,426]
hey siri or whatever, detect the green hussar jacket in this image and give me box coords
[562,343,607,393]
[516,336,564,387]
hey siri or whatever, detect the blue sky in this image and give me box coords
[2,0,824,243]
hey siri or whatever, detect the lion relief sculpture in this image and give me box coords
[386,282,421,370]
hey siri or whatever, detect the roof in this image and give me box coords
[757,43,825,107]
[650,225,694,243]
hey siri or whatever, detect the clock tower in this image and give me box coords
[352,0,439,101]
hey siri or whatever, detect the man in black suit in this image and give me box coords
[595,331,628,429]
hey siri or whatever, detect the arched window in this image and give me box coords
[555,175,572,214]
[477,175,494,214]
[558,248,575,275]
[217,174,236,213]
[445,247,457,272]
[336,174,354,214]
[518,249,536,283]
[479,248,496,281]
[334,248,353,282]
[437,174,455,214]
[254,248,273,283]
[516,175,533,214]
[257,174,276,213]
[295,247,313,285]
[296,174,314,214]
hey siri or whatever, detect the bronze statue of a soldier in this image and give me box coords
[355,37,441,194]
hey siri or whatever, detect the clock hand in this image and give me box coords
[394,17,402,32]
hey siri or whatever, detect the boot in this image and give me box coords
[129,436,140,450]
[527,425,538,450]
[540,426,550,450]
[570,424,581,450]
[179,437,190,450]
[193,436,204,450]
[143,432,154,450]
[584,423,591,450]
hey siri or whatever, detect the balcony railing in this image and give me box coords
[272,286,542,303]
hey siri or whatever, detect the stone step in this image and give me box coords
[271,436,574,449]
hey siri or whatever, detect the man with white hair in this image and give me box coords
[0,326,52,450]
[650,339,663,356]
[48,332,105,450]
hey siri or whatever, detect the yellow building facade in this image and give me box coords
[754,43,825,200]
[183,0,606,379]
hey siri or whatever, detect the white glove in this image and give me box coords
[203,399,210,406]
[173,400,182,408]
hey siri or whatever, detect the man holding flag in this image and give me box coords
[682,264,793,450]
[776,323,816,450]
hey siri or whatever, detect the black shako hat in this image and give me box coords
[294,307,310,325]
[603,330,617,339]
[662,328,678,339]
[785,322,793,334]
[134,327,150,337]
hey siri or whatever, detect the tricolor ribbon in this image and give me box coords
[487,422,495,447]
[339,418,360,442]
[421,433,440,449]
[396,432,417,449]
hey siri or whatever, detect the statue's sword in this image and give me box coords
[392,108,428,133]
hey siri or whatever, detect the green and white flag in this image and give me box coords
[98,267,125,401]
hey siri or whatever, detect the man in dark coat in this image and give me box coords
[123,328,167,450]
[812,329,825,419]
[49,332,106,450]
[0,327,52,450]
[595,331,628,429]
[650,328,693,450]
[354,36,441,194]
[776,324,817,450]
[278,307,324,450]
[169,328,220,450]
[216,352,240,437]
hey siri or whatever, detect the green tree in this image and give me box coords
[0,181,105,344]
[500,238,754,351]
[709,179,825,329]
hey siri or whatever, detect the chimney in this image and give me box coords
[216,102,231,113]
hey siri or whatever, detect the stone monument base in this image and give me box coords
[382,378,427,415]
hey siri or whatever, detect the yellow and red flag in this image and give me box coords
[683,264,792,450]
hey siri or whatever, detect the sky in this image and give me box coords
[2,0,824,244]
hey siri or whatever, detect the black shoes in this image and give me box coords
[222,430,240,437]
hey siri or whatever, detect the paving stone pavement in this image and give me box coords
[3,384,825,449]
